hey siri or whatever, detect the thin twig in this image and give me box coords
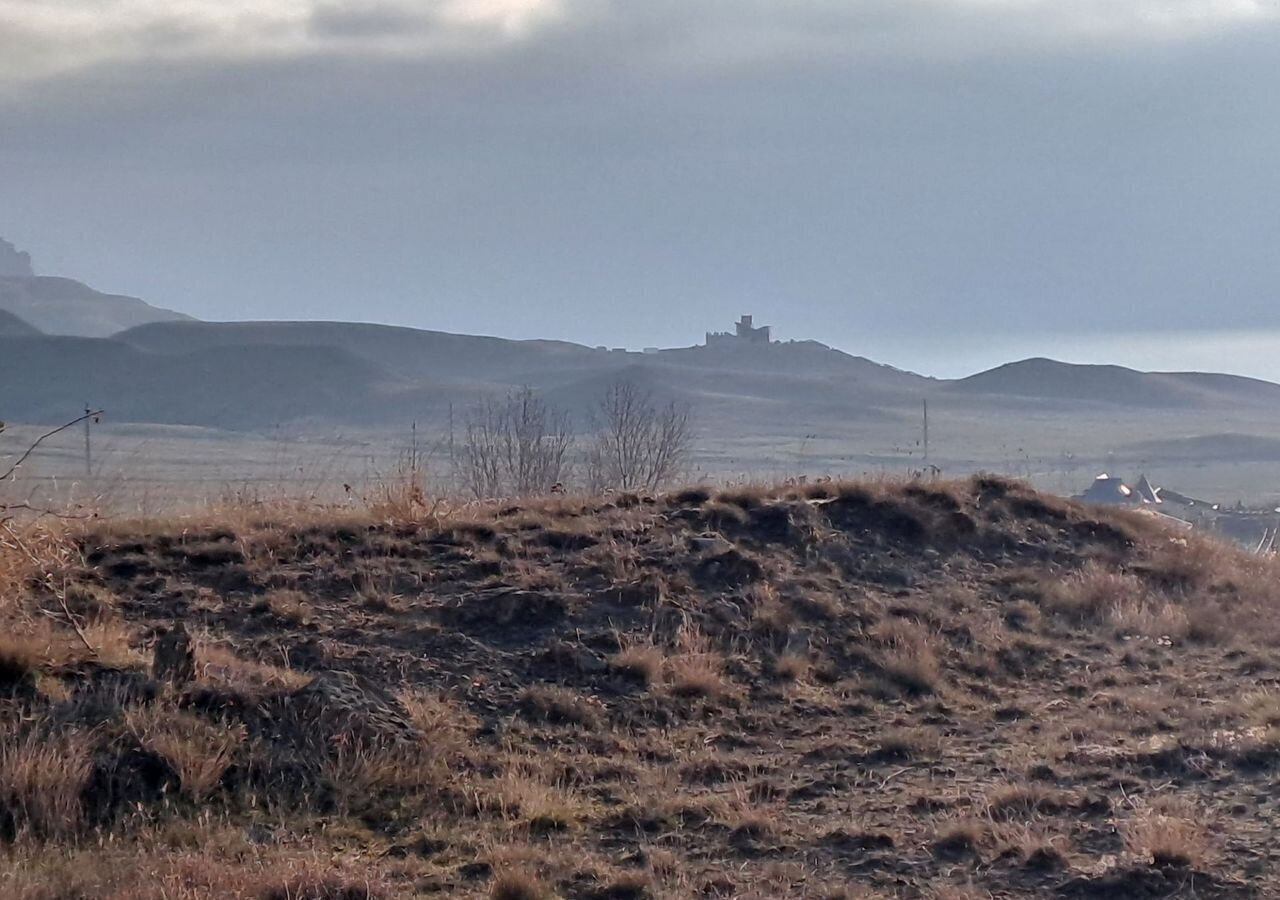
[0,409,105,483]
[56,586,96,653]
[0,501,98,522]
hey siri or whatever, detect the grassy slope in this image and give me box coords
[1,477,1278,899]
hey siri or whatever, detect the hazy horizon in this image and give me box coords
[4,0,1279,383]
[11,241,1280,383]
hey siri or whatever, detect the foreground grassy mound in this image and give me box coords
[2,476,1279,898]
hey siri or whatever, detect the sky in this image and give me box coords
[2,1,1280,379]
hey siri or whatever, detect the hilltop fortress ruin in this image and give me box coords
[705,314,771,347]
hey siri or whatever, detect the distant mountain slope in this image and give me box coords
[118,321,932,395]
[116,320,607,382]
[0,308,41,337]
[948,357,1280,408]
[0,335,477,428]
[655,340,931,390]
[0,276,194,338]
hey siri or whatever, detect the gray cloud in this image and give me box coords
[1,1,1279,374]
[307,2,437,39]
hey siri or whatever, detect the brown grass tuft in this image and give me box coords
[490,870,550,900]
[0,729,93,839]
[609,638,664,686]
[517,685,602,729]
[872,620,942,695]
[665,625,732,700]
[127,706,246,802]
[1125,799,1210,868]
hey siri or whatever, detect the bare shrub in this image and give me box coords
[458,387,574,499]
[586,379,693,493]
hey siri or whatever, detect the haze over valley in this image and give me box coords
[3,240,1280,510]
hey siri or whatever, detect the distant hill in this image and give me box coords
[0,308,41,337]
[947,357,1280,408]
[118,322,930,391]
[116,320,605,382]
[0,276,194,338]
[0,320,929,431]
[0,238,33,277]
[0,334,483,429]
[8,316,1280,435]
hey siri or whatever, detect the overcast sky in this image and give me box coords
[2,1,1279,377]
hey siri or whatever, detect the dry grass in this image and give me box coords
[484,765,595,834]
[931,818,989,859]
[875,726,941,762]
[665,624,733,700]
[609,636,665,686]
[398,687,476,756]
[194,641,312,693]
[0,629,49,688]
[871,619,942,695]
[747,582,793,637]
[0,729,93,839]
[83,618,148,668]
[126,706,247,802]
[1108,596,1191,641]
[517,684,599,728]
[0,476,1278,897]
[1125,799,1210,868]
[0,837,394,900]
[1044,564,1144,626]
[771,651,810,682]
[323,738,443,815]
[259,588,312,625]
[489,870,550,900]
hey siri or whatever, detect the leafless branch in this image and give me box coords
[456,388,573,499]
[587,379,693,493]
[0,409,104,483]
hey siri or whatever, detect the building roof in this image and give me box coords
[1133,474,1161,504]
[1079,474,1134,504]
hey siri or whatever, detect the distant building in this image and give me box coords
[705,314,772,348]
[1078,474,1135,505]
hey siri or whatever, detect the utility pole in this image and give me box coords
[922,398,929,466]
[447,402,456,489]
[84,403,92,478]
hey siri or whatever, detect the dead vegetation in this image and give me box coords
[0,474,1278,897]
